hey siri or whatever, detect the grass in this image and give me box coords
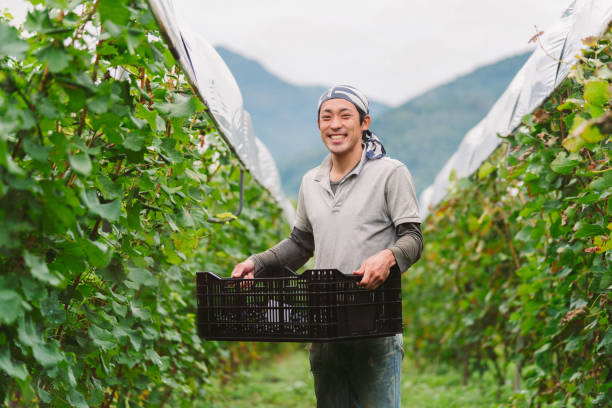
[401,360,511,407]
[205,344,513,408]
[206,344,316,408]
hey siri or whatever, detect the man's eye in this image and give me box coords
[342,115,351,119]
[321,116,331,120]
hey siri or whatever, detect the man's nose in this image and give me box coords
[330,116,341,129]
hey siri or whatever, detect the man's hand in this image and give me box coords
[353,249,396,290]
[231,259,255,279]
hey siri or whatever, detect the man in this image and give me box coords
[231,85,423,408]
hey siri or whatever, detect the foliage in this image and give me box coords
[0,1,288,406]
[403,28,612,407]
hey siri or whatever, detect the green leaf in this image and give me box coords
[81,239,113,268]
[1,145,25,175]
[20,276,47,302]
[562,136,585,153]
[97,257,126,283]
[145,348,162,367]
[597,328,612,352]
[212,212,237,223]
[0,348,28,380]
[98,0,131,25]
[32,340,63,367]
[550,151,580,175]
[515,226,532,243]
[18,317,41,347]
[111,300,127,318]
[96,174,122,200]
[127,267,157,287]
[589,171,612,192]
[126,28,143,54]
[564,336,583,352]
[160,138,184,163]
[97,43,118,56]
[584,80,610,109]
[87,94,111,115]
[534,342,551,356]
[477,162,496,179]
[39,294,65,326]
[37,386,52,403]
[36,45,72,73]
[24,250,61,286]
[88,324,116,351]
[123,133,145,151]
[574,223,606,239]
[557,98,582,111]
[67,389,88,408]
[580,124,605,144]
[584,81,610,118]
[156,95,197,118]
[69,152,92,176]
[0,20,29,59]
[80,190,121,221]
[136,104,158,131]
[0,289,24,324]
[23,138,51,162]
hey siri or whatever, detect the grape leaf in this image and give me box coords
[0,21,29,59]
[24,250,61,286]
[0,348,28,380]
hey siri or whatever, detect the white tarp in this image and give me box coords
[147,0,296,225]
[420,0,612,218]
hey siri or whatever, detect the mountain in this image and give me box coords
[371,52,530,195]
[215,46,390,191]
[217,46,530,198]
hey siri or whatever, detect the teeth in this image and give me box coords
[330,135,345,140]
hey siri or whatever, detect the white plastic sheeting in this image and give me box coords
[420,0,612,218]
[147,0,296,225]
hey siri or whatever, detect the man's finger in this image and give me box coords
[353,263,365,276]
[358,267,371,287]
[239,271,255,289]
[365,270,383,290]
[231,266,243,278]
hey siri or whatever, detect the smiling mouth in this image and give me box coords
[329,134,346,140]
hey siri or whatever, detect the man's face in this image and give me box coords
[318,98,370,158]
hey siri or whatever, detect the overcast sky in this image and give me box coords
[175,0,571,105]
[5,0,572,105]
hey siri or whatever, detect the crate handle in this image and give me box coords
[351,273,364,282]
[349,265,401,284]
[279,266,297,277]
[255,266,297,279]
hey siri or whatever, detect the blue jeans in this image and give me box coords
[309,334,403,408]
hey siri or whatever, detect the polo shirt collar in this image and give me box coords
[313,145,368,187]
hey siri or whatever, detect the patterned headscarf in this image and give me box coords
[317,85,386,160]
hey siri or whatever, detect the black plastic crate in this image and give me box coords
[196,267,402,342]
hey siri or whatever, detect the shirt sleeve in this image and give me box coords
[249,227,315,277]
[294,177,312,233]
[384,165,422,225]
[389,222,424,273]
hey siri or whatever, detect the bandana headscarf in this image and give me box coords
[317,85,386,160]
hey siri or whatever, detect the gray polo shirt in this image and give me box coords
[295,149,421,275]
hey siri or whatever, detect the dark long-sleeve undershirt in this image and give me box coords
[250,223,423,277]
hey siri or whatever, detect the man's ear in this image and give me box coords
[362,115,371,131]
